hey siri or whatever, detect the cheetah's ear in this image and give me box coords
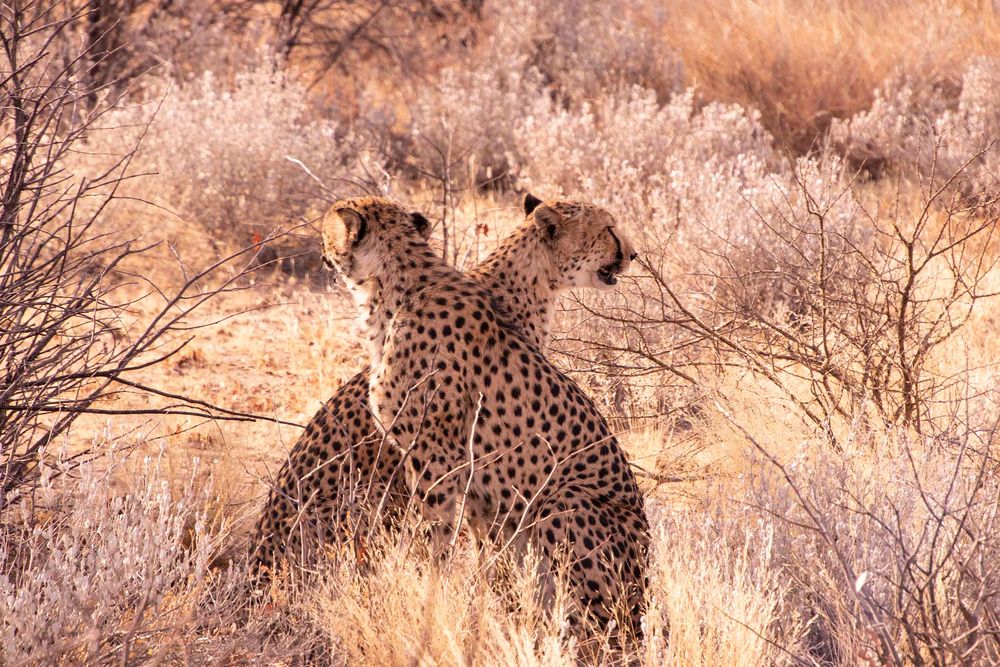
[323,205,365,254]
[523,193,543,216]
[531,203,563,242]
[410,211,432,239]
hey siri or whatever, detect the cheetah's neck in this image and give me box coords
[470,223,557,350]
[351,238,452,365]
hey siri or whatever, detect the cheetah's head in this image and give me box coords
[524,193,637,290]
[320,196,431,285]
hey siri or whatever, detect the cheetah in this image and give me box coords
[320,196,650,641]
[251,194,638,578]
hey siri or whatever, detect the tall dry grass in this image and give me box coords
[660,0,1000,150]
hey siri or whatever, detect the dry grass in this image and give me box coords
[661,0,1000,150]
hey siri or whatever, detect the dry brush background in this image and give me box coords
[3,0,1000,664]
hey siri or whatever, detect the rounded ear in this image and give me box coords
[523,193,543,216]
[531,204,563,241]
[322,206,367,257]
[410,211,432,239]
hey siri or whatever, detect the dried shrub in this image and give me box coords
[406,2,544,188]
[0,449,323,664]
[513,86,775,227]
[729,413,1000,665]
[831,57,1000,195]
[511,0,681,102]
[93,62,370,251]
[406,0,683,189]
[2,454,224,663]
[664,153,1000,438]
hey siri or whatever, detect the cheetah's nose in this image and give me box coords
[629,251,639,261]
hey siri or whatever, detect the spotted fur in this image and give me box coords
[320,196,649,640]
[250,195,637,582]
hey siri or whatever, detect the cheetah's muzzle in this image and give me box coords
[597,261,621,285]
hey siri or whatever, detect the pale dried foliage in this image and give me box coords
[6,0,1000,665]
[2,452,220,664]
[831,56,1000,194]
[406,0,683,187]
[663,408,1000,665]
[1,449,322,665]
[87,63,371,250]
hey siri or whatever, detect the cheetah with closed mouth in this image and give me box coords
[320,196,650,641]
[250,194,639,579]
